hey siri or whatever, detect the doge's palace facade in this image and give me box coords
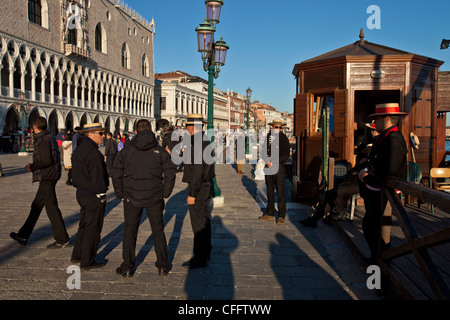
[0,0,156,135]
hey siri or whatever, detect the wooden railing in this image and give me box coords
[379,177,450,300]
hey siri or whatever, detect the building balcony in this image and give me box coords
[65,44,89,60]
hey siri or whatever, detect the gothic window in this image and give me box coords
[95,24,102,52]
[121,43,130,69]
[142,54,149,77]
[67,29,77,46]
[28,0,42,26]
[95,23,107,54]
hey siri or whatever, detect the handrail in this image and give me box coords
[378,177,450,300]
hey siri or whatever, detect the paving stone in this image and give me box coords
[0,152,382,301]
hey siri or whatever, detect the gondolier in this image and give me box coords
[358,103,407,262]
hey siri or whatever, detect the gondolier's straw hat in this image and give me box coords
[368,103,408,118]
[185,114,206,125]
[80,123,106,133]
[268,119,286,127]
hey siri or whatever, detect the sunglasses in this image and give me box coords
[95,132,104,136]
[273,126,282,129]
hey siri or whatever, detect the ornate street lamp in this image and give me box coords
[195,0,229,200]
[245,87,252,154]
[206,0,223,27]
[13,90,33,156]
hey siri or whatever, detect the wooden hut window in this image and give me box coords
[313,94,334,134]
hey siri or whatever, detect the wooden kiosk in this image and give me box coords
[292,30,445,200]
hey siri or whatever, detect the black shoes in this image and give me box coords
[182,258,207,270]
[115,266,171,277]
[47,239,72,249]
[116,267,134,278]
[11,232,72,248]
[158,266,172,276]
[333,212,347,221]
[81,261,106,271]
[10,232,28,246]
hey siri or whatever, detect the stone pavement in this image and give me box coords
[0,151,381,300]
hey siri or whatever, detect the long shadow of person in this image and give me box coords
[241,174,266,216]
[184,215,238,300]
[270,233,352,300]
[162,188,189,265]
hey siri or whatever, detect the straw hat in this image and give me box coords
[365,121,377,130]
[80,123,106,133]
[268,119,286,127]
[185,114,205,125]
[368,103,408,118]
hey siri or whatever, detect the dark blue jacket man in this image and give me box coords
[10,117,70,249]
[112,119,176,277]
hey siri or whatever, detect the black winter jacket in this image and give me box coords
[30,130,61,183]
[182,132,215,198]
[261,130,290,166]
[104,137,117,157]
[365,126,407,190]
[111,130,176,207]
[72,136,109,195]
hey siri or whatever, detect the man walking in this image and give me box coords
[71,123,109,270]
[112,119,176,277]
[104,131,117,177]
[358,103,407,263]
[10,117,71,248]
[259,119,291,224]
[182,114,215,269]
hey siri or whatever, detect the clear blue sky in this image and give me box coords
[126,0,450,114]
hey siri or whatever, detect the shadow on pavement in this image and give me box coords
[270,232,352,300]
[184,216,238,299]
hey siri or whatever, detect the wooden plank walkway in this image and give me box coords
[332,199,450,300]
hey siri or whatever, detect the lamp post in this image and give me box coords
[14,91,32,156]
[245,87,252,155]
[196,0,229,201]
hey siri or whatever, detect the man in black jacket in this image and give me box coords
[10,117,70,248]
[181,114,215,269]
[104,131,117,177]
[112,119,176,277]
[358,103,407,263]
[259,119,291,225]
[71,123,109,270]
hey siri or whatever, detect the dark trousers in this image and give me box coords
[71,193,106,268]
[265,165,287,218]
[361,188,391,260]
[121,200,169,271]
[18,180,69,243]
[188,182,212,263]
[106,155,116,177]
[67,169,72,184]
[311,175,359,221]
